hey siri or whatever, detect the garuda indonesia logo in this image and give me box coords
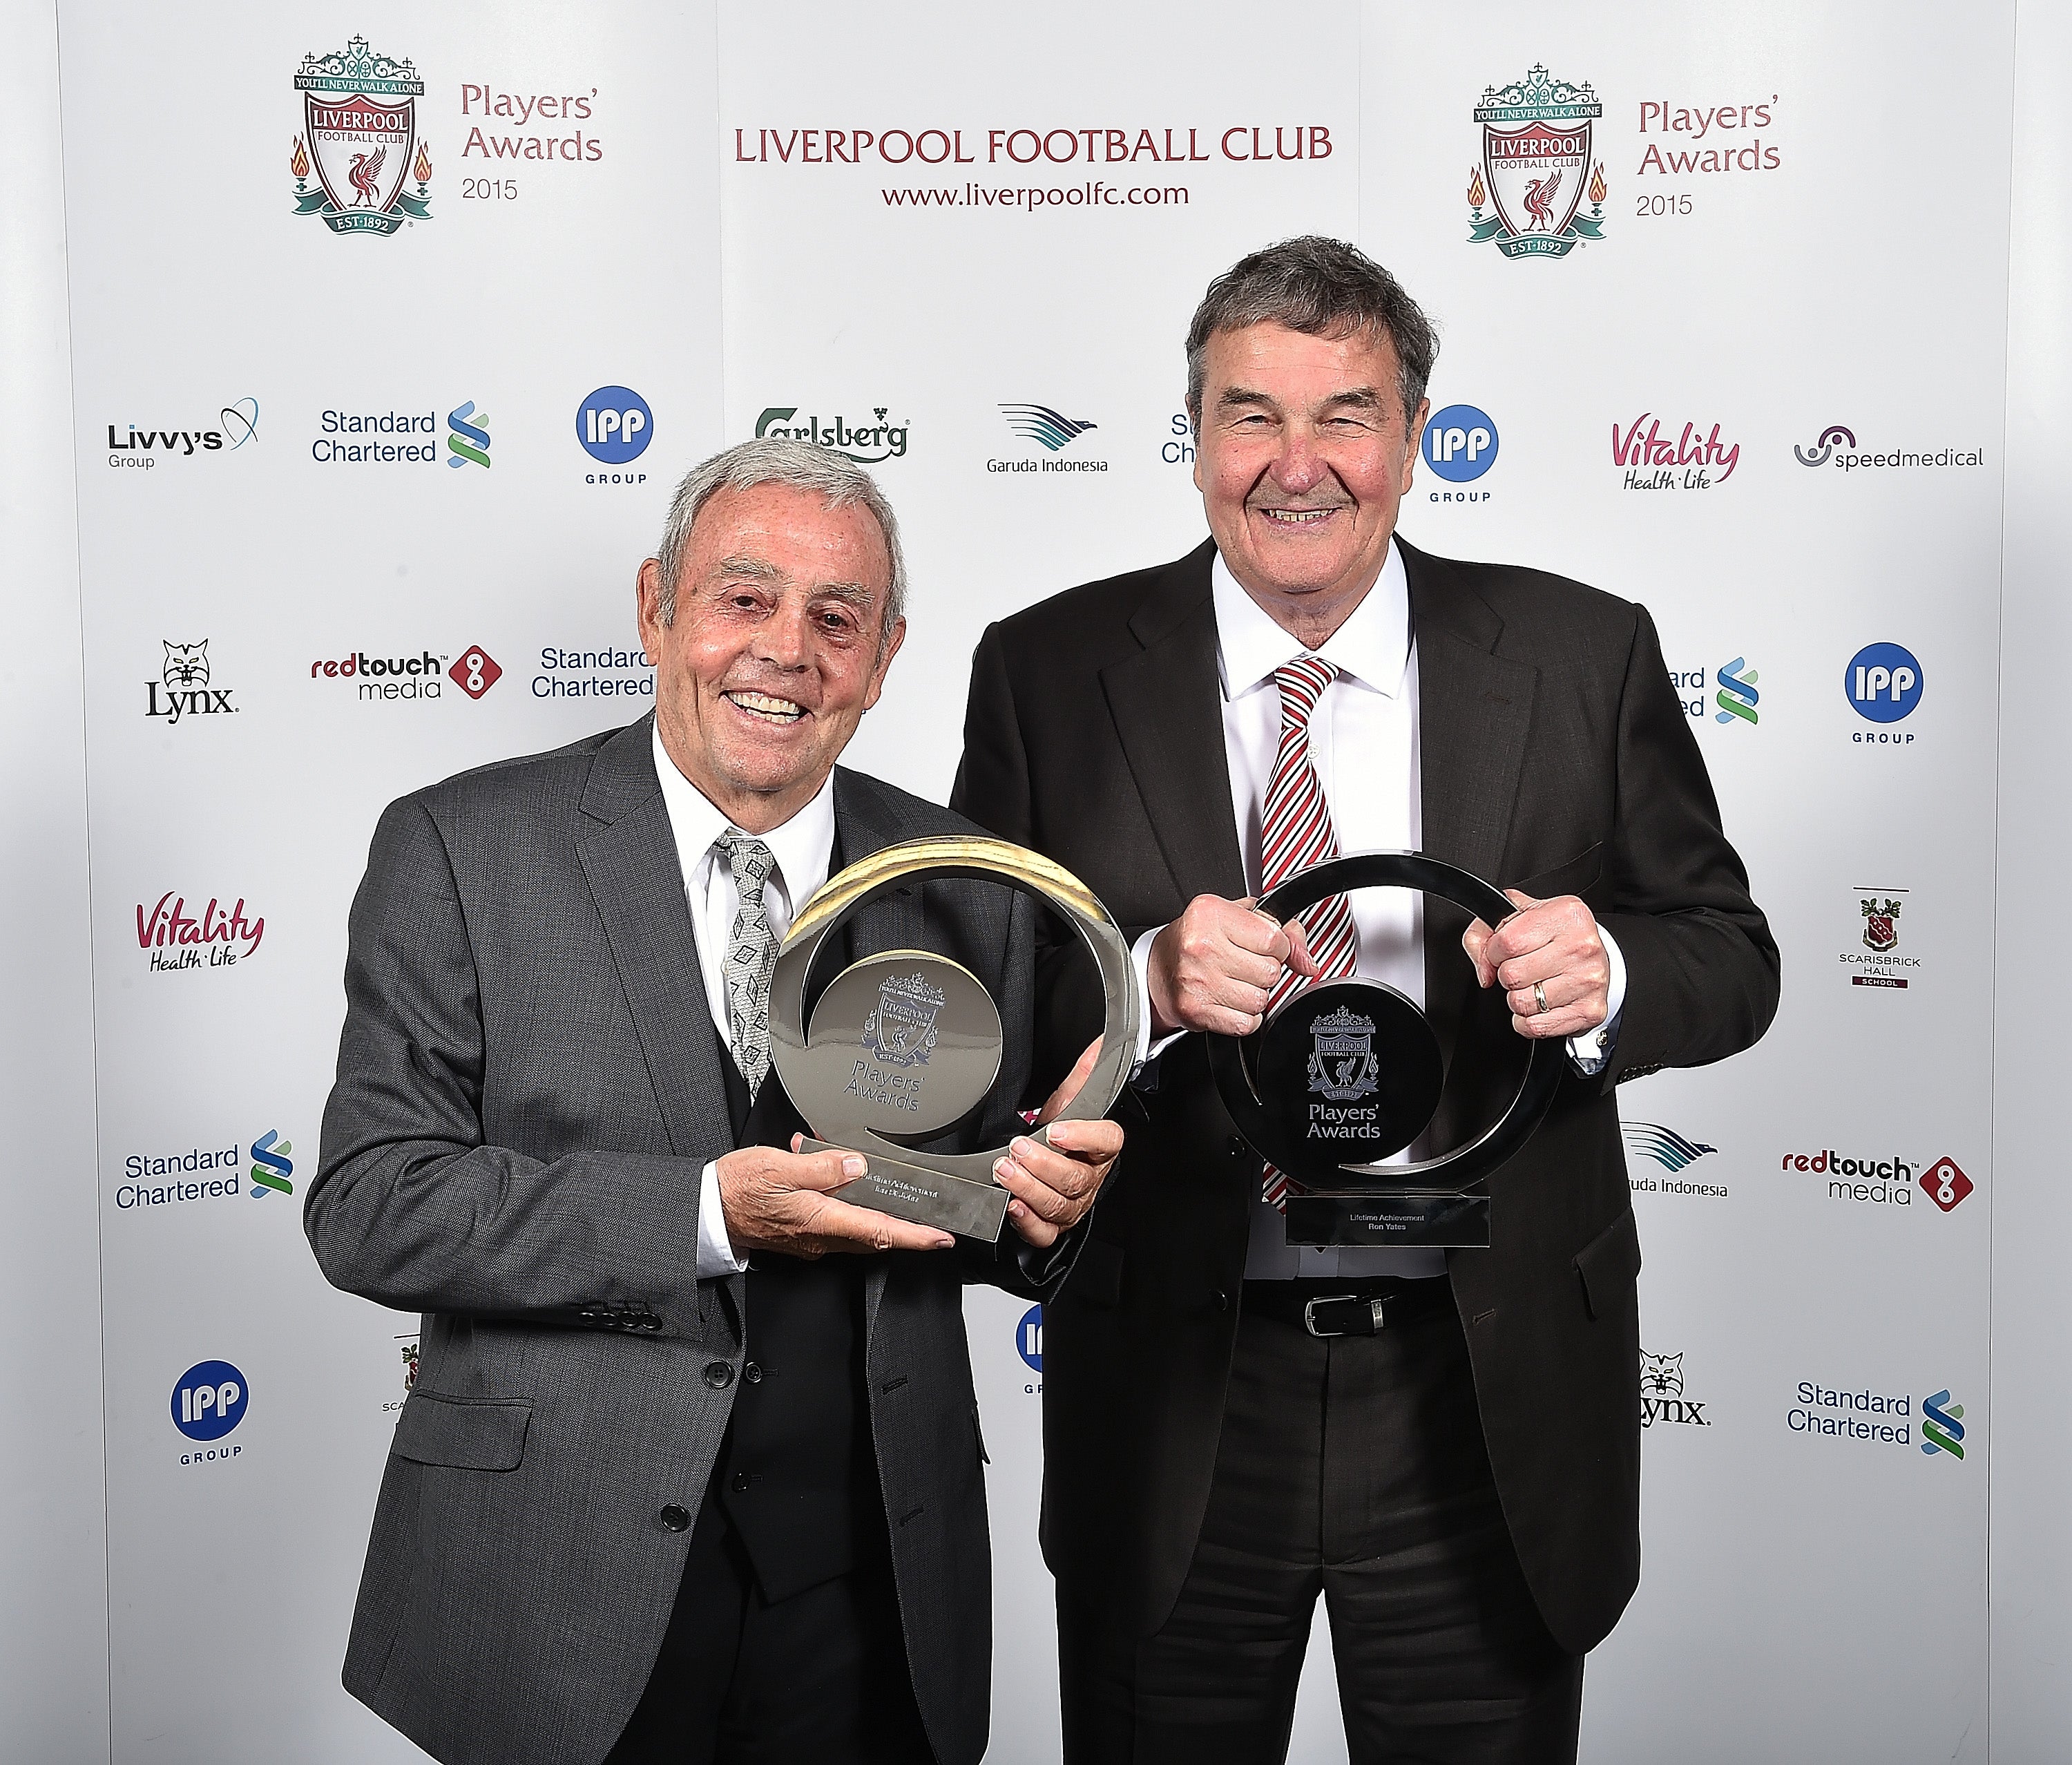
[861,971,944,1069]
[1307,1006,1380,1103]
[291,36,432,237]
[1467,64,1606,259]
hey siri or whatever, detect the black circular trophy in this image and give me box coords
[768,836,1140,1243]
[1207,852,1566,1248]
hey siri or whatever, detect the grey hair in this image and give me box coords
[651,436,908,641]
[1184,236,1438,428]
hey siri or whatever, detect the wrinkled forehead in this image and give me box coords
[689,482,893,594]
[1196,319,1403,402]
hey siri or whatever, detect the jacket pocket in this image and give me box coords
[1573,1210,1642,1322]
[971,1401,990,1467]
[1512,840,1605,903]
[392,1392,532,1471]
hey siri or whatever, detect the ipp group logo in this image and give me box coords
[448,402,492,469]
[1423,404,1497,504]
[756,406,909,464]
[171,1359,248,1464]
[104,399,259,471]
[1466,65,1606,258]
[290,37,432,236]
[1845,642,1922,735]
[1015,1304,1043,1393]
[991,403,1107,476]
[578,386,653,483]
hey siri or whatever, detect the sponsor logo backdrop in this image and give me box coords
[28,0,2020,1759]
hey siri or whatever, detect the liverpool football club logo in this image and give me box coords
[861,971,944,1069]
[1467,64,1606,259]
[290,35,432,237]
[1307,1006,1381,1104]
[1861,896,1902,953]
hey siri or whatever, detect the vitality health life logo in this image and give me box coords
[1715,658,1758,725]
[291,37,432,236]
[248,1130,292,1199]
[447,403,491,468]
[1466,65,1607,258]
[1921,1389,1966,1459]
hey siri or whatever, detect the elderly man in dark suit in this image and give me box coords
[307,437,1122,1765]
[952,237,1778,1764]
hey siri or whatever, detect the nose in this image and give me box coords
[1268,426,1327,495]
[756,598,814,671]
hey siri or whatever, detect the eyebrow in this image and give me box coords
[1216,385,1385,412]
[713,558,879,615]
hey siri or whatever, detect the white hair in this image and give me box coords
[651,437,907,642]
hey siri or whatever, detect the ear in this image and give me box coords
[634,557,666,663]
[861,616,907,712]
[1401,397,1431,495]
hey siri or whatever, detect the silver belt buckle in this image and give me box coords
[1303,1292,1372,1338]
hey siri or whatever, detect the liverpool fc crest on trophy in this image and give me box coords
[1467,64,1606,259]
[290,36,433,237]
[1306,1006,1381,1104]
[861,971,945,1069]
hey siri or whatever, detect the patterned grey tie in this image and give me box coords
[718,830,778,1093]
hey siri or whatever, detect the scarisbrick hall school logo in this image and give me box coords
[1466,64,1606,259]
[289,36,432,237]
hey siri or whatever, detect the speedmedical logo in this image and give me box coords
[1423,403,1497,504]
[577,385,653,484]
[172,1359,249,1463]
[1845,642,1921,736]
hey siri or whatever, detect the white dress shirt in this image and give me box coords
[651,722,838,1279]
[1130,540,1625,1279]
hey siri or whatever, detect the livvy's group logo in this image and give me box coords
[1845,885,1917,991]
[291,37,432,236]
[146,641,238,728]
[1613,415,1739,490]
[1640,1350,1710,1428]
[1467,66,1606,259]
[1423,403,1497,505]
[756,406,909,464]
[135,890,265,973]
[106,399,259,470]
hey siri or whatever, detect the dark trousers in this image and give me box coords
[604,1498,934,1765]
[1058,1295,1582,1765]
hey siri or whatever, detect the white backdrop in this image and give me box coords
[4,2,2066,1761]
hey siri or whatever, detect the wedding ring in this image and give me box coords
[1533,981,1550,1015]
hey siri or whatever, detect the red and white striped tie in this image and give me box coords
[1259,654,1360,1210]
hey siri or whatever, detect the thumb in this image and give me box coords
[1462,916,1495,987]
[789,1147,871,1193]
[1036,1036,1104,1126]
[1283,914,1320,980]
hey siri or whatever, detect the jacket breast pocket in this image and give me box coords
[392,1391,532,1472]
[1510,841,1605,904]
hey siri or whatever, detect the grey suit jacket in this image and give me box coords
[307,714,1057,1765]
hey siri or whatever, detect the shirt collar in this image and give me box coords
[1210,535,1410,700]
[650,720,837,913]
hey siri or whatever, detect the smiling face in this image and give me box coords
[637,481,905,833]
[1191,321,1428,645]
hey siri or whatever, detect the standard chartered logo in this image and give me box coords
[249,1129,293,1199]
[1715,658,1758,725]
[1921,1390,1966,1459]
[447,401,492,469]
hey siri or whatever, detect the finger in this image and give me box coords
[1205,948,1285,995]
[1510,1003,1604,1040]
[1005,1196,1061,1250]
[1035,1037,1104,1127]
[806,1196,956,1254]
[1223,906,1292,957]
[1487,910,1560,965]
[1461,917,1496,986]
[788,1148,872,1193]
[1003,1138,1097,1205]
[1506,972,1589,1020]
[1044,1118,1124,1160]
[1283,915,1320,980]
[1495,943,1573,991]
[996,1159,1077,1225]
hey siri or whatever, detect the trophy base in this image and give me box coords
[1284,1191,1490,1249]
[803,1139,1013,1243]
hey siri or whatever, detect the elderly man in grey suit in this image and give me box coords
[307,437,1122,1765]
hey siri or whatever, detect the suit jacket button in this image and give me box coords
[1227,1135,1247,1158]
[703,1362,735,1390]
[730,1471,751,1493]
[1212,1289,1229,1311]
[743,1362,763,1384]
[658,1504,691,1533]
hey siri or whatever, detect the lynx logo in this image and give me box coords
[1466,66,1606,258]
[861,972,943,1068]
[145,641,238,727]
[1423,403,1497,499]
[172,1359,247,1457]
[291,37,432,236]
[577,386,653,471]
[1847,642,1921,726]
[1640,1350,1709,1428]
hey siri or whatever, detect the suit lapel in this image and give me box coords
[1097,540,1247,904]
[1408,540,1538,883]
[575,717,733,1164]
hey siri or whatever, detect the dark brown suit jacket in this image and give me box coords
[950,536,1778,1654]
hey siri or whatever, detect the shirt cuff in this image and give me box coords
[1566,926,1627,1075]
[1129,926,1187,1080]
[696,1159,749,1278]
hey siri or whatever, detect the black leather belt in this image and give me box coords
[1241,1277,1454,1337]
